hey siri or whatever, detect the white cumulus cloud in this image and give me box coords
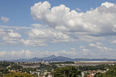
[1,16,9,23]
[31,1,116,35]
[0,29,22,45]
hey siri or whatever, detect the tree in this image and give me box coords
[104,66,116,77]
[54,66,81,77]
[94,72,105,77]
[94,66,116,77]
[3,72,36,77]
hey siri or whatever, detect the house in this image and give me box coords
[48,73,52,77]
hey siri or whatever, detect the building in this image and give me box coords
[21,63,40,68]
[41,60,45,64]
[48,73,52,77]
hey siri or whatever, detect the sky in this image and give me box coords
[0,0,116,60]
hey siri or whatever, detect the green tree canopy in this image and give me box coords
[94,66,116,77]
[54,66,81,77]
[3,72,36,77]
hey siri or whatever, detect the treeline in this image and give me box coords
[0,62,10,68]
[95,66,116,77]
[3,72,36,77]
[54,66,81,77]
[78,64,114,71]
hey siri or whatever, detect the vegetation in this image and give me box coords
[22,68,36,73]
[0,69,9,74]
[3,72,36,77]
[0,62,10,68]
[36,64,57,72]
[94,65,116,77]
[1,61,116,77]
[8,64,23,70]
[78,64,114,71]
[54,66,81,77]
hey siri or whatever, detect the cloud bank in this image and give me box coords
[0,1,116,46]
[31,1,116,35]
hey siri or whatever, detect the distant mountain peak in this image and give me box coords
[48,55,57,58]
[44,55,57,60]
[31,57,39,59]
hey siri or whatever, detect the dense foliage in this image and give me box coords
[78,64,114,71]
[9,64,23,70]
[0,69,9,74]
[94,66,116,77]
[37,64,57,72]
[0,62,10,68]
[22,68,36,73]
[54,66,81,77]
[3,72,36,77]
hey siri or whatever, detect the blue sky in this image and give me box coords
[0,0,116,60]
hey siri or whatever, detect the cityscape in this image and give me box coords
[0,58,116,77]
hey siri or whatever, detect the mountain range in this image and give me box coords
[5,55,116,62]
